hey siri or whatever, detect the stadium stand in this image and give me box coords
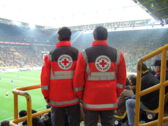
[0,21,168,72]
[0,46,50,68]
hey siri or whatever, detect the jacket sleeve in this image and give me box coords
[73,52,87,99]
[41,55,51,100]
[116,52,126,97]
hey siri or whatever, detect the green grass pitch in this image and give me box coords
[0,70,46,122]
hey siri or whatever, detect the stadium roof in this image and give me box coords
[0,0,154,28]
[133,0,168,25]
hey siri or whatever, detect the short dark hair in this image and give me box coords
[0,120,10,126]
[153,60,161,66]
[58,27,71,41]
[32,109,37,114]
[19,110,27,117]
[128,74,136,86]
[93,26,108,40]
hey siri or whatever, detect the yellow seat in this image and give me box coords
[144,108,159,113]
[114,112,127,119]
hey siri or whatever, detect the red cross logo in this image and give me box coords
[99,60,107,67]
[95,55,111,72]
[62,58,69,66]
[58,55,73,69]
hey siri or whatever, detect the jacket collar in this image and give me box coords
[92,40,108,46]
[56,41,71,47]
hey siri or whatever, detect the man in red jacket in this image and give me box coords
[74,26,126,126]
[41,27,80,126]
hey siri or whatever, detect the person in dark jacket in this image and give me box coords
[153,60,168,94]
[153,60,161,80]
[128,74,137,94]
[126,63,160,126]
[153,59,168,81]
[141,63,160,110]
[115,78,134,116]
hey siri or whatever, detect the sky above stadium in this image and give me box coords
[0,0,154,28]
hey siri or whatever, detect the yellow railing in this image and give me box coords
[135,44,168,126]
[11,85,51,126]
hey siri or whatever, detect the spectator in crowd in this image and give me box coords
[73,26,126,126]
[41,27,80,126]
[153,60,161,79]
[128,74,137,94]
[19,110,27,118]
[18,110,27,126]
[153,59,168,93]
[126,63,159,126]
[18,109,45,126]
[115,78,135,116]
[0,120,10,126]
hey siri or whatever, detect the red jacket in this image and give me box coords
[41,41,79,107]
[73,40,126,110]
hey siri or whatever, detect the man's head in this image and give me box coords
[0,120,10,126]
[153,60,161,73]
[93,26,108,40]
[19,110,27,117]
[58,27,71,41]
[128,74,136,86]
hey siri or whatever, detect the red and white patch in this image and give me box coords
[58,55,73,69]
[95,55,111,72]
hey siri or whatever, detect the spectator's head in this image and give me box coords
[153,60,161,73]
[19,110,27,117]
[93,26,108,40]
[128,74,136,86]
[58,27,71,41]
[0,120,10,126]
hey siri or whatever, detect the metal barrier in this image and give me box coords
[135,44,168,126]
[11,85,51,126]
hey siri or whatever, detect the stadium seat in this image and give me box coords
[113,112,127,126]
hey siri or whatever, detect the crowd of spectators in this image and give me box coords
[0,106,51,126]
[0,46,52,68]
[108,29,168,72]
[0,22,168,71]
